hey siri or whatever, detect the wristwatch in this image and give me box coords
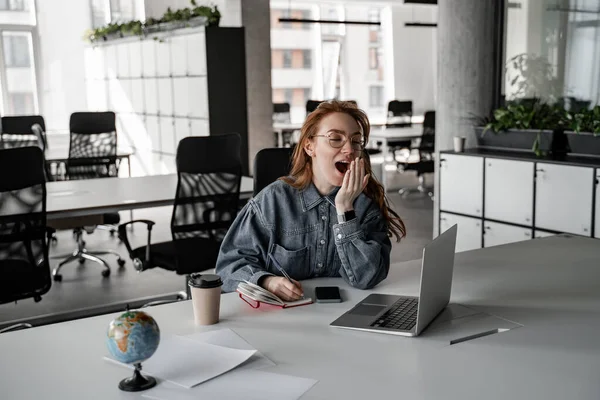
[337,209,356,223]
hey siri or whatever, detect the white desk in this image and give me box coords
[1,235,599,399]
[47,174,254,220]
[370,125,423,192]
[272,122,302,148]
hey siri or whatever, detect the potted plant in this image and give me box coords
[565,105,600,158]
[475,98,562,157]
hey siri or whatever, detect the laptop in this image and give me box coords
[330,224,457,337]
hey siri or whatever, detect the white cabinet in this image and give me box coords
[535,163,594,236]
[440,212,482,252]
[485,158,534,226]
[594,168,600,239]
[440,154,483,217]
[483,221,532,248]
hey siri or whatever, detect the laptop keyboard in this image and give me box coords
[370,297,418,331]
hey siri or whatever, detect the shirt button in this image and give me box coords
[321,216,327,221]
[337,234,343,239]
[320,239,325,245]
[317,263,323,268]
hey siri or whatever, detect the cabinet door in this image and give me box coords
[485,158,534,225]
[440,212,482,252]
[440,154,483,217]
[156,39,171,77]
[484,221,532,248]
[535,163,594,236]
[594,168,600,239]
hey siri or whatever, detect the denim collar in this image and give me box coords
[300,182,339,211]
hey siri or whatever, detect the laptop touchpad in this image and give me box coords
[349,304,387,316]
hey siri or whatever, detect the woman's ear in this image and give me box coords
[304,140,314,157]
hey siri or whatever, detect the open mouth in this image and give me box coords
[335,161,350,174]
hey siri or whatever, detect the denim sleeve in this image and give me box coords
[333,208,391,289]
[215,200,274,292]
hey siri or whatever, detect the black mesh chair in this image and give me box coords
[399,111,435,198]
[387,100,414,165]
[253,147,294,196]
[52,112,124,282]
[0,147,53,332]
[306,100,324,115]
[118,134,242,293]
[0,115,47,151]
[273,102,294,147]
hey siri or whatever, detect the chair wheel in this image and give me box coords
[117,258,126,267]
[78,258,85,264]
[102,269,111,278]
[53,274,62,282]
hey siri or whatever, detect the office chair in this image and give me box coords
[306,100,324,115]
[273,102,294,147]
[0,147,53,332]
[399,111,435,198]
[52,112,125,282]
[386,100,414,166]
[253,147,294,196]
[0,115,46,150]
[118,134,243,297]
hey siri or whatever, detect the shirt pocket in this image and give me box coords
[269,243,311,280]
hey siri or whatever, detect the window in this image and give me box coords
[369,86,384,108]
[280,9,291,29]
[7,92,34,115]
[301,10,311,30]
[303,50,312,68]
[368,8,380,31]
[284,88,293,105]
[282,50,292,68]
[303,88,311,103]
[3,34,30,67]
[0,0,27,11]
[369,48,378,70]
[91,0,137,28]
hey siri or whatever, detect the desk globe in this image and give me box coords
[106,310,160,391]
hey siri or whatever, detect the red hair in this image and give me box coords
[281,100,406,241]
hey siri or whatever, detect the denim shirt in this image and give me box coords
[215,179,392,292]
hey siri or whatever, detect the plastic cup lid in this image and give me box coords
[188,273,223,289]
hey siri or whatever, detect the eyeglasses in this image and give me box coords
[312,132,365,151]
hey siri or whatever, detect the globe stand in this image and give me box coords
[118,363,156,392]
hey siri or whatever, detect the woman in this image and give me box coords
[215,100,406,301]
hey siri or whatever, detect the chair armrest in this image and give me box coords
[118,220,156,259]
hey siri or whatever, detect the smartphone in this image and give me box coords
[315,286,342,303]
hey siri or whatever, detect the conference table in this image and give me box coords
[1,235,598,399]
[369,125,423,192]
[1,133,135,178]
[47,174,254,220]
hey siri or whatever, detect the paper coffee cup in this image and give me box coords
[188,273,223,325]
[453,136,466,153]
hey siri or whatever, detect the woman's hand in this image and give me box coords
[261,276,304,301]
[335,157,369,213]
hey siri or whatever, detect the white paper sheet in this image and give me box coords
[104,336,256,388]
[182,328,275,370]
[142,369,318,400]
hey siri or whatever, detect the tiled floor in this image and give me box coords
[0,170,433,327]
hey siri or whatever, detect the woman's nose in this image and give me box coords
[340,138,354,154]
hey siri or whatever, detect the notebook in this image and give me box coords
[236,280,313,309]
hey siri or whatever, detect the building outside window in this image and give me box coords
[3,34,30,67]
[369,48,378,70]
[303,50,311,68]
[369,86,384,108]
[284,88,294,105]
[282,49,293,68]
[0,0,26,11]
[91,0,137,28]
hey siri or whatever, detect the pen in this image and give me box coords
[268,253,304,299]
